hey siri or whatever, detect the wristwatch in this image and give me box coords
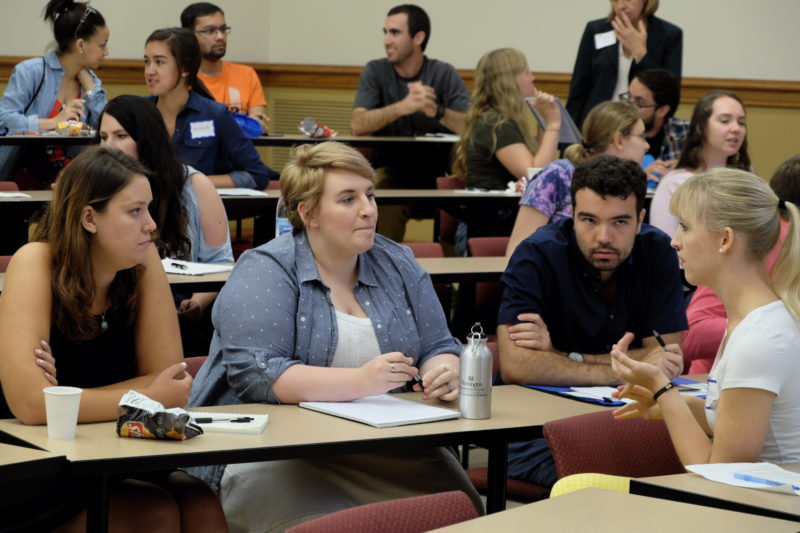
[435,103,446,121]
[567,352,585,363]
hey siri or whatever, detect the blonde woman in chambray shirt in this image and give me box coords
[189,141,481,531]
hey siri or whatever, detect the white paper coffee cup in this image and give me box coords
[43,386,82,439]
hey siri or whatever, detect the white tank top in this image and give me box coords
[330,310,381,368]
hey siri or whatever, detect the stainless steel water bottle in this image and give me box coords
[459,322,492,419]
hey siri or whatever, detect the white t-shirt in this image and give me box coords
[612,44,634,102]
[330,311,380,368]
[706,300,800,463]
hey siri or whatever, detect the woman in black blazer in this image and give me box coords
[566,0,682,128]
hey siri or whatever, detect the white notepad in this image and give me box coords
[190,411,269,434]
[299,394,460,428]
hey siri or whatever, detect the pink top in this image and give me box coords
[649,168,694,238]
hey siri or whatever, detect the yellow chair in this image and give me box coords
[550,473,630,498]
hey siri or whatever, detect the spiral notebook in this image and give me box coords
[299,394,460,428]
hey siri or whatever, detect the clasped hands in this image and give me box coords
[363,352,458,401]
[403,81,438,118]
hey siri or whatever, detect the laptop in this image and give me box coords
[524,96,583,145]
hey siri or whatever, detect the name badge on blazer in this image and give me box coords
[190,120,216,139]
[594,30,616,50]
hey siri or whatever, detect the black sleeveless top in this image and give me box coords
[0,307,136,419]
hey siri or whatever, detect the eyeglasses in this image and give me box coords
[619,92,658,109]
[195,25,232,36]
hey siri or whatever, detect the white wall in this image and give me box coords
[2,0,799,80]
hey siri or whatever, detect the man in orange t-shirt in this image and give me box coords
[181,2,269,134]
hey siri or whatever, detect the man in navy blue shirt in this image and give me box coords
[497,155,688,486]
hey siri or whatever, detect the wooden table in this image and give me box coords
[431,488,800,532]
[631,463,800,523]
[0,256,505,294]
[0,442,64,482]
[0,385,607,532]
[0,189,519,252]
[0,133,97,146]
[251,133,459,147]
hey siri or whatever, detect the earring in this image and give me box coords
[80,48,84,55]
[719,248,725,253]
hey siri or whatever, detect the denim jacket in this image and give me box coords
[187,230,461,491]
[0,51,106,179]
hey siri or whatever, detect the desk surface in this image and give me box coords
[0,256,507,293]
[0,442,64,481]
[251,133,459,147]
[431,488,800,532]
[0,134,97,146]
[632,463,800,523]
[0,386,602,473]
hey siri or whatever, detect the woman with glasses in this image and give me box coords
[0,0,109,186]
[506,100,648,255]
[566,0,682,129]
[144,27,272,190]
[649,90,750,238]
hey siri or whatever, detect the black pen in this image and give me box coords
[413,374,424,388]
[194,417,253,424]
[171,262,188,270]
[653,329,667,348]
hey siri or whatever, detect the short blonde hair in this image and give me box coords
[280,142,376,230]
[607,0,659,21]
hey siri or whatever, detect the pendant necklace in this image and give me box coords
[100,310,108,330]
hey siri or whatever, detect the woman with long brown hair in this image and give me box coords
[0,146,227,531]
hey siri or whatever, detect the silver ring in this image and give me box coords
[390,362,395,372]
[446,382,453,391]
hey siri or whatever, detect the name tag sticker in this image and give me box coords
[594,30,616,50]
[190,120,216,139]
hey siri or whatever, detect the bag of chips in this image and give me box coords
[116,391,203,440]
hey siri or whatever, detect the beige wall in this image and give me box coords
[2,0,799,80]
[3,1,798,176]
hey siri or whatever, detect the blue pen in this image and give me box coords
[733,473,800,491]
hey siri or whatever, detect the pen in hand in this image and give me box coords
[653,329,667,349]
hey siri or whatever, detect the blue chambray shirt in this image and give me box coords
[188,230,461,491]
[0,51,106,179]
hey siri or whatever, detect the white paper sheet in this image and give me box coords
[217,188,269,197]
[687,462,800,495]
[0,192,31,198]
[161,258,234,275]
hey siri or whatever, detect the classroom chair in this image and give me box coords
[285,490,479,533]
[543,410,685,480]
[402,241,452,326]
[467,236,509,334]
[0,181,29,255]
[435,176,466,252]
[0,255,11,273]
[184,356,208,378]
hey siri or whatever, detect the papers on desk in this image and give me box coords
[527,378,706,407]
[687,463,800,496]
[299,394,460,428]
[457,188,518,195]
[414,133,460,142]
[190,411,269,435]
[217,188,269,197]
[161,258,234,275]
[0,192,31,198]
